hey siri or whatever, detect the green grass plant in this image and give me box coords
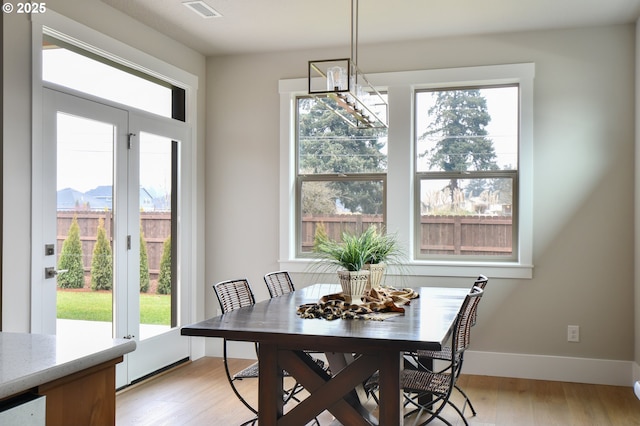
[56,290,170,325]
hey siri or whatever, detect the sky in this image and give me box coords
[416,86,519,171]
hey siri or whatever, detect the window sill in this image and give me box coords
[280,259,533,280]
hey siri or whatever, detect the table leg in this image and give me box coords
[377,351,403,426]
[258,343,283,425]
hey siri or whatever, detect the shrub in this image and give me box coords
[139,226,150,293]
[91,218,113,291]
[157,236,172,294]
[57,215,85,289]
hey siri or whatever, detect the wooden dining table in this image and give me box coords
[181,283,469,426]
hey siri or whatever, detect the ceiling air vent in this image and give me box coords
[182,1,222,18]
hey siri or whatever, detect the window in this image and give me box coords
[296,96,388,255]
[42,35,175,118]
[415,85,518,261]
[281,63,534,278]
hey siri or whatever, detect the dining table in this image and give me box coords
[181,283,469,426]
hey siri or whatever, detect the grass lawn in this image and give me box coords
[57,290,171,325]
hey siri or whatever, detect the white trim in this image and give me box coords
[31,11,197,91]
[279,63,535,280]
[463,350,634,387]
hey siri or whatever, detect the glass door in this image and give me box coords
[126,113,190,381]
[39,88,189,388]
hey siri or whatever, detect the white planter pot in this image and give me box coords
[364,263,386,290]
[337,270,370,305]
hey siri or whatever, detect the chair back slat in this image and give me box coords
[453,286,484,354]
[474,274,488,290]
[264,271,295,298]
[213,279,255,313]
[470,274,488,326]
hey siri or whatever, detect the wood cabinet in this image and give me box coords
[37,357,122,426]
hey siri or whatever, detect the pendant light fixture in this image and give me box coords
[308,0,388,129]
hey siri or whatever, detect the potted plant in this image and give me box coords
[313,227,372,304]
[360,225,402,289]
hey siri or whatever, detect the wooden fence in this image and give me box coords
[302,214,512,256]
[57,211,171,279]
[59,212,513,273]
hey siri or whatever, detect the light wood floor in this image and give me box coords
[116,357,640,425]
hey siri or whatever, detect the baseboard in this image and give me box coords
[462,350,634,387]
[203,344,636,387]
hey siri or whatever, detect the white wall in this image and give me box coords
[2,0,207,333]
[206,25,636,384]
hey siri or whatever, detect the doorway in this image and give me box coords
[39,88,190,387]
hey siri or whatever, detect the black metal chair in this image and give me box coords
[366,286,484,426]
[407,275,488,418]
[403,275,488,420]
[213,278,260,426]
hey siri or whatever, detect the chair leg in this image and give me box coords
[454,383,477,416]
[223,342,258,415]
[239,417,258,426]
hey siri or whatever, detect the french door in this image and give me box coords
[36,87,189,388]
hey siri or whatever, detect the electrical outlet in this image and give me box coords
[567,325,580,342]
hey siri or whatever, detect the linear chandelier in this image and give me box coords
[308,0,388,129]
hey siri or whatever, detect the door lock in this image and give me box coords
[45,267,68,279]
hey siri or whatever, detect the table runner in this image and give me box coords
[296,286,419,320]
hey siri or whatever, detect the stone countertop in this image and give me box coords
[0,332,136,400]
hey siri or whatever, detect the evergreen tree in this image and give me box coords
[139,225,150,293]
[420,89,498,200]
[91,218,113,291]
[298,98,387,214]
[157,236,172,295]
[57,215,85,289]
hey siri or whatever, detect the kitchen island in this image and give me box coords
[0,332,136,425]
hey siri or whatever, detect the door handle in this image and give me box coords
[45,267,68,279]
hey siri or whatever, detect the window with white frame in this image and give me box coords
[415,85,519,261]
[296,96,388,256]
[280,63,534,279]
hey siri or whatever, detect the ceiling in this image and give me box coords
[101,0,640,57]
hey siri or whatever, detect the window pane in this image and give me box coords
[56,112,114,339]
[43,41,172,118]
[298,97,388,174]
[300,179,384,253]
[416,86,518,172]
[139,132,174,339]
[418,177,513,256]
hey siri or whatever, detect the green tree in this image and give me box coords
[420,89,498,199]
[57,215,85,289]
[91,218,113,291]
[298,98,387,214]
[157,236,171,295]
[139,225,150,293]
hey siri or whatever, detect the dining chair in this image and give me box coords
[408,275,489,418]
[366,286,484,426]
[212,278,260,426]
[263,270,295,298]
